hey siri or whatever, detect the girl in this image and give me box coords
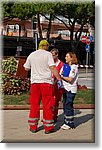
[60,52,78,130]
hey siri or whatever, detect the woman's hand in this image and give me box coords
[61,74,64,79]
[53,80,57,85]
[61,71,64,75]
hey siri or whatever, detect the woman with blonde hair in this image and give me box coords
[60,52,78,130]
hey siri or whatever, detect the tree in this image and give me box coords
[52,1,95,51]
[10,2,36,37]
[2,1,95,48]
[2,1,36,37]
[33,2,57,39]
[2,1,15,23]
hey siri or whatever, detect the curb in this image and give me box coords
[1,104,95,110]
[78,65,94,68]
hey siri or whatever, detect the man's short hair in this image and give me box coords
[50,48,59,54]
[38,40,49,49]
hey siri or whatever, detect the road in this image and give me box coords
[78,68,95,89]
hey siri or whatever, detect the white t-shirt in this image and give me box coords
[23,49,55,84]
[61,64,78,93]
[55,59,60,67]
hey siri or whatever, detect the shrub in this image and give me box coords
[2,57,17,74]
[1,57,30,95]
[2,73,30,95]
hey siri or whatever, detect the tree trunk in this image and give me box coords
[70,19,76,52]
[37,13,42,38]
[75,24,84,41]
[19,24,21,37]
[47,14,52,40]
[70,29,74,52]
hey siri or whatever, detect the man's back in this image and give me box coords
[23,40,61,134]
[24,50,55,84]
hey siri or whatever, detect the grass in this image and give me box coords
[74,89,95,104]
[3,92,30,105]
[2,89,95,105]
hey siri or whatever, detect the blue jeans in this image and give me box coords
[63,91,76,127]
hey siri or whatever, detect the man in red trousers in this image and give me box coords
[50,48,64,123]
[24,40,61,134]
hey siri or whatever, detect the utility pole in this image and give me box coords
[32,15,38,51]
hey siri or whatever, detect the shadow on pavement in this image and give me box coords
[54,110,94,131]
[74,109,82,115]
[74,114,94,127]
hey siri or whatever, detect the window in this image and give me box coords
[8,24,19,32]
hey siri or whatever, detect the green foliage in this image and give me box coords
[11,2,36,20]
[2,1,95,21]
[2,57,17,74]
[2,1,14,18]
[2,73,30,95]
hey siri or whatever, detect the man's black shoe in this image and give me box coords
[54,118,57,123]
[30,129,37,133]
[45,129,55,134]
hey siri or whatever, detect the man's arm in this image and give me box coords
[49,65,61,81]
[23,56,31,71]
[24,67,30,71]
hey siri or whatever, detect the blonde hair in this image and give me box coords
[38,40,49,49]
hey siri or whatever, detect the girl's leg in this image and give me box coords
[63,91,76,128]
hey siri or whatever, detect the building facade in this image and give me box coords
[1,15,94,41]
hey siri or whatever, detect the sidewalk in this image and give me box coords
[1,109,95,143]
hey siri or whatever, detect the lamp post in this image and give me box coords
[85,44,90,79]
[15,24,22,56]
[34,31,38,50]
[32,16,38,51]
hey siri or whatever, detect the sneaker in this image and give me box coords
[60,124,71,130]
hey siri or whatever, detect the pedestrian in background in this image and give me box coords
[60,52,78,130]
[50,48,64,123]
[24,40,61,134]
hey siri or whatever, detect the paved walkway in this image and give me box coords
[78,71,95,89]
[1,109,95,143]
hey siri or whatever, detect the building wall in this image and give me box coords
[2,18,90,40]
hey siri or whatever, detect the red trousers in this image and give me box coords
[28,83,55,132]
[53,85,65,120]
